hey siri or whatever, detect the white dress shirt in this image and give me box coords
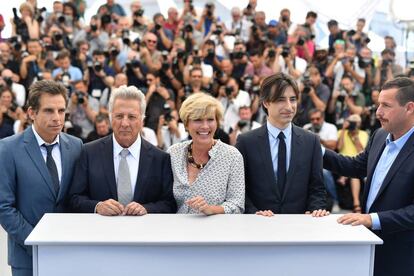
[112,134,141,194]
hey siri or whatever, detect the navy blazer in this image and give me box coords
[324,128,414,276]
[69,135,176,213]
[0,127,82,269]
[236,124,326,214]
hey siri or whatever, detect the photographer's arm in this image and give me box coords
[345,97,363,115]
[308,88,326,111]
[286,57,301,79]
[159,29,172,50]
[325,57,339,78]
[343,63,364,84]
[337,128,346,151]
[327,90,339,114]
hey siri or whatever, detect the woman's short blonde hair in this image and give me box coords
[179,93,223,127]
[20,2,35,16]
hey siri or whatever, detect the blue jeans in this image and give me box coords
[323,169,337,201]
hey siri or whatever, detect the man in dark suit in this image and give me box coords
[324,77,414,276]
[0,80,83,276]
[236,73,327,216]
[69,85,176,215]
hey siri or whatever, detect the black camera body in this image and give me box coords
[75,90,85,104]
[348,121,357,131]
[134,9,144,17]
[213,25,223,36]
[281,45,290,58]
[268,49,276,58]
[225,86,233,96]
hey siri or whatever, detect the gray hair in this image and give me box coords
[108,85,146,118]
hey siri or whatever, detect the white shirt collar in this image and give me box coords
[32,125,60,147]
[112,134,142,160]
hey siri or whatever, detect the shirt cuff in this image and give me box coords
[321,145,326,156]
[94,202,102,213]
[370,213,381,230]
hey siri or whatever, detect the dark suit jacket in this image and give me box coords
[324,128,414,276]
[69,135,176,213]
[236,124,326,214]
[0,127,82,269]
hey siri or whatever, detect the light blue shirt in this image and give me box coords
[52,66,83,82]
[267,122,292,177]
[32,126,62,183]
[368,126,414,230]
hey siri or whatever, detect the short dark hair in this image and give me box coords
[56,50,71,61]
[306,11,317,19]
[95,113,110,124]
[382,77,414,106]
[190,67,203,76]
[260,73,299,113]
[308,108,324,119]
[327,20,338,28]
[28,80,68,111]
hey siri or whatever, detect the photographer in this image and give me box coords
[230,40,249,81]
[275,44,307,80]
[336,114,368,213]
[345,18,369,52]
[303,109,338,203]
[358,46,375,101]
[244,49,273,81]
[195,2,217,37]
[10,2,40,43]
[73,15,109,53]
[224,7,252,42]
[68,80,99,140]
[328,75,365,126]
[19,39,54,89]
[217,77,251,133]
[203,23,231,61]
[130,2,148,37]
[156,109,187,150]
[242,0,257,21]
[374,48,403,88]
[267,20,286,45]
[178,67,208,109]
[0,42,20,80]
[150,13,173,51]
[52,50,83,84]
[86,49,116,100]
[361,88,381,134]
[0,88,23,138]
[85,113,112,142]
[325,43,365,92]
[164,7,180,36]
[71,40,92,74]
[327,20,345,55]
[289,11,317,63]
[1,69,26,107]
[229,105,261,145]
[295,66,330,126]
[144,71,175,132]
[140,32,162,72]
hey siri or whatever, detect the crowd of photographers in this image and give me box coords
[0,0,412,210]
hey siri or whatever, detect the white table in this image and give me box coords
[26,214,382,276]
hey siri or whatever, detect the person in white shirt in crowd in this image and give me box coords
[274,43,307,81]
[229,105,261,145]
[224,7,252,43]
[217,77,251,133]
[157,109,188,151]
[1,69,26,107]
[304,109,338,203]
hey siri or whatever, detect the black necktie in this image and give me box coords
[277,132,286,195]
[43,144,60,195]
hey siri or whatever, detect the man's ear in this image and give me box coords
[406,101,414,115]
[27,107,36,121]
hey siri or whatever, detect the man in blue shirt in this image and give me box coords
[52,50,83,84]
[324,77,414,276]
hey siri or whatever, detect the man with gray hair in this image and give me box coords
[69,85,176,215]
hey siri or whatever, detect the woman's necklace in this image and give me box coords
[187,141,214,169]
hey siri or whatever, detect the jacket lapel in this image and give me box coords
[372,132,414,204]
[57,134,71,202]
[134,139,153,200]
[283,125,302,200]
[257,125,280,198]
[23,127,57,200]
[102,136,118,199]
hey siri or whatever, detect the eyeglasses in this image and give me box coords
[146,40,157,44]
[310,117,321,121]
[191,75,202,78]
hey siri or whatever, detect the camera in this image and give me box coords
[75,90,85,104]
[232,51,244,60]
[134,9,144,17]
[347,29,356,37]
[122,29,130,45]
[184,85,192,97]
[9,36,22,52]
[155,24,162,31]
[358,57,373,69]
[193,56,201,65]
[213,25,223,36]
[268,49,276,58]
[302,73,313,94]
[177,49,185,59]
[57,14,66,24]
[184,24,193,33]
[382,59,392,68]
[225,86,233,96]
[53,32,63,41]
[94,62,103,72]
[110,47,119,57]
[90,24,98,32]
[281,15,289,22]
[3,77,13,88]
[237,120,249,129]
[297,37,305,46]
[163,103,173,122]
[337,89,347,102]
[348,121,357,131]
[281,45,290,58]
[206,48,215,59]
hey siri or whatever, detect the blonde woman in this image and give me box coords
[168,93,245,215]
